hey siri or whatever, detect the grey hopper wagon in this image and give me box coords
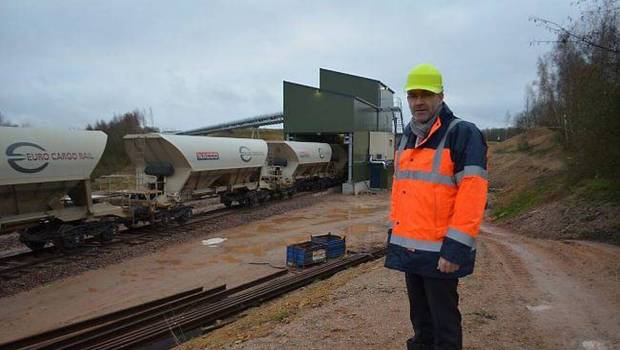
[0,127,124,250]
[123,133,268,208]
[261,141,335,194]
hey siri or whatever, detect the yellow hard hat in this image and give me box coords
[404,63,443,93]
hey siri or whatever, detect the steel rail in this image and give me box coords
[74,251,381,350]
[0,287,208,350]
[6,250,382,350]
[0,270,288,350]
[35,271,287,350]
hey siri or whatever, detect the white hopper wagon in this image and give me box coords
[0,127,123,250]
[124,133,268,208]
[261,141,334,195]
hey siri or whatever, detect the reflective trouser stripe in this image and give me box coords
[446,227,476,248]
[389,234,443,252]
[455,165,488,184]
[394,170,456,186]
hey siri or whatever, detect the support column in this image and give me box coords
[347,132,353,184]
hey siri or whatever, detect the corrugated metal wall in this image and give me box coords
[283,69,395,185]
[352,131,369,182]
[320,69,380,106]
[283,82,353,133]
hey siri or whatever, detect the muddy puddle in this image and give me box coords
[341,223,385,235]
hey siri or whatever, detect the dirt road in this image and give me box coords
[180,222,620,350]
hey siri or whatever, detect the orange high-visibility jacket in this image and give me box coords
[384,103,488,278]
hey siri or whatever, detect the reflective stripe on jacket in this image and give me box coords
[384,103,488,278]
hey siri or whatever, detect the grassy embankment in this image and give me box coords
[488,128,619,244]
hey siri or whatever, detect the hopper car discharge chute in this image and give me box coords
[123,133,268,210]
[261,141,336,196]
[0,127,125,250]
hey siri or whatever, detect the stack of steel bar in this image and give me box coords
[0,248,385,350]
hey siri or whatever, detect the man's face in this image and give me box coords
[407,89,444,123]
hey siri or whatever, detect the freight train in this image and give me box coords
[0,127,346,250]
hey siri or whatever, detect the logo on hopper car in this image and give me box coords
[239,146,252,162]
[238,146,264,163]
[5,142,94,174]
[196,151,219,161]
[6,142,49,173]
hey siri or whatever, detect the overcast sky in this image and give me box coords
[0,0,579,131]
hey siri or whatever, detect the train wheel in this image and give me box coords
[23,240,46,251]
[177,209,192,224]
[53,225,81,250]
[160,214,171,227]
[99,223,118,242]
[247,193,258,207]
[54,237,78,250]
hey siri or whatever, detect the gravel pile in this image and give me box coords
[0,191,333,298]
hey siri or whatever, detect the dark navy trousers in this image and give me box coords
[405,272,462,350]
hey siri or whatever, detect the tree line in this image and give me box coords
[482,127,523,142]
[1,109,155,177]
[87,110,157,177]
[513,0,619,181]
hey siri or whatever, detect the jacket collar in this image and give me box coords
[403,102,455,146]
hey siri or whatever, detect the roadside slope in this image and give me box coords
[488,128,619,244]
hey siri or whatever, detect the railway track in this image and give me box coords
[0,207,232,280]
[0,248,385,350]
[0,190,331,281]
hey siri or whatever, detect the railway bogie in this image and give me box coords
[18,218,119,250]
[118,194,193,228]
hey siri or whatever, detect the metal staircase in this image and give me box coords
[392,97,405,135]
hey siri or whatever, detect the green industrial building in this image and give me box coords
[283,68,400,193]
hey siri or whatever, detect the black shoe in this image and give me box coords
[406,337,433,350]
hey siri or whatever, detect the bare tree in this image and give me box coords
[88,109,159,177]
[0,111,18,127]
[517,0,620,179]
[529,0,619,54]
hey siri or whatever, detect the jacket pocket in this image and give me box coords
[434,184,457,239]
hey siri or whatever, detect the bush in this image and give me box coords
[87,110,157,177]
[572,178,620,203]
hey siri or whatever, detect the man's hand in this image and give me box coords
[437,257,460,273]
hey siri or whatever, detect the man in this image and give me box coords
[384,64,488,350]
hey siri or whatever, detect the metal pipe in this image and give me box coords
[347,133,353,184]
[368,156,392,169]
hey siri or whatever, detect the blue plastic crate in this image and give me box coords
[286,241,327,268]
[311,233,346,259]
